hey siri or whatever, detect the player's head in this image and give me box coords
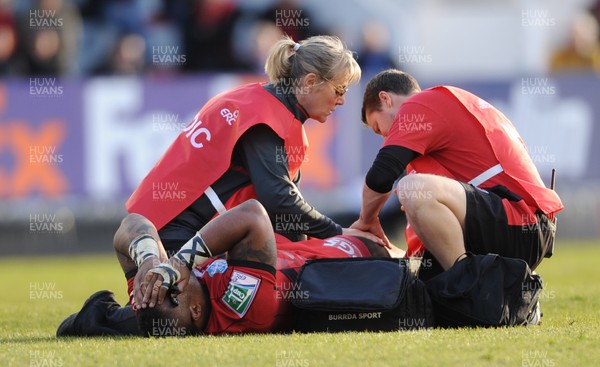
[361,69,421,137]
[136,276,209,337]
[354,236,392,258]
[264,35,361,123]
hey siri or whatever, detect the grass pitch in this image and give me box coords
[1,241,600,367]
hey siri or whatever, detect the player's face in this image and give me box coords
[164,275,208,335]
[296,73,348,123]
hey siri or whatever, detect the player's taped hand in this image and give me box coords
[133,255,160,310]
[148,263,181,288]
[142,263,181,308]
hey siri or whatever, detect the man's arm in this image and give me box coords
[113,213,168,268]
[352,185,392,247]
[197,199,276,267]
[351,146,417,245]
[113,213,169,306]
[138,199,277,308]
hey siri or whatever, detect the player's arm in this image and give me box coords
[199,199,276,267]
[113,213,168,267]
[139,199,277,308]
[351,146,417,246]
[113,213,169,305]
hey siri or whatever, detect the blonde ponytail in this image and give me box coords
[264,36,297,84]
[264,35,361,87]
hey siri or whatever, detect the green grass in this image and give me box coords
[2,241,600,366]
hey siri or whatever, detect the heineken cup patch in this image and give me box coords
[222,270,261,317]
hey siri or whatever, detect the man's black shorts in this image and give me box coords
[419,182,556,280]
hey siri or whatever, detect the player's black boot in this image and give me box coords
[56,290,141,336]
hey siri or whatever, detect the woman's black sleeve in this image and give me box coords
[238,124,342,239]
[365,145,419,193]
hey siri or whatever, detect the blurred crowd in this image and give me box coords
[549,1,600,73]
[2,0,598,77]
[0,0,398,76]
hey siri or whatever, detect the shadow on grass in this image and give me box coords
[1,335,141,344]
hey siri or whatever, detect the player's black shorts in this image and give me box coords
[419,182,556,280]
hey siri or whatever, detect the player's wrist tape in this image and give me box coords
[174,232,213,271]
[148,263,181,288]
[128,234,159,268]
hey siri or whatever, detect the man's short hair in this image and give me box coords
[355,236,391,258]
[361,69,421,124]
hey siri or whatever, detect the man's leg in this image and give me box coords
[397,174,467,270]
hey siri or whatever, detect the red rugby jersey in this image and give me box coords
[382,86,563,256]
[383,86,562,216]
[128,235,373,335]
